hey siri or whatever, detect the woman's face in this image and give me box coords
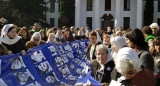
[20,30,27,38]
[125,37,135,49]
[103,38,110,46]
[111,42,116,52]
[33,37,40,44]
[38,62,48,72]
[11,59,22,69]
[7,28,17,38]
[155,45,160,53]
[121,67,137,80]
[65,31,70,36]
[49,34,55,43]
[46,75,55,84]
[96,49,108,64]
[40,32,45,39]
[89,35,97,44]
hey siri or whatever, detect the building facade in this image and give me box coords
[75,0,160,30]
[44,0,59,27]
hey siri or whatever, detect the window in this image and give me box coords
[105,0,111,11]
[50,18,55,27]
[50,0,55,12]
[86,17,92,29]
[158,18,160,26]
[123,17,130,30]
[124,0,130,11]
[158,0,160,12]
[87,0,93,11]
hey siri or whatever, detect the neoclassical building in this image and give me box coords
[75,0,160,30]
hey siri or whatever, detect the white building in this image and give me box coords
[75,0,160,30]
[44,0,59,27]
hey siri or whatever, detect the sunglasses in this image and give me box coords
[34,39,39,41]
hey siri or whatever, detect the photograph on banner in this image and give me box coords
[63,44,72,53]
[14,69,35,85]
[36,61,53,75]
[48,45,57,56]
[66,52,74,59]
[66,75,78,82]
[73,58,82,65]
[0,78,7,86]
[11,56,26,71]
[71,42,79,49]
[45,72,58,85]
[54,56,65,67]
[27,81,41,86]
[57,46,64,54]
[68,62,76,70]
[75,68,83,74]
[60,54,69,63]
[29,50,45,64]
[59,65,70,77]
[80,42,86,48]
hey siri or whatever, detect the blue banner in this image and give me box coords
[0,39,100,86]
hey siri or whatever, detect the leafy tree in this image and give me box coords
[143,0,154,26]
[0,0,48,27]
[59,0,75,27]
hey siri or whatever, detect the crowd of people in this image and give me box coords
[0,20,160,86]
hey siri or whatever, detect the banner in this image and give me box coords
[0,39,100,86]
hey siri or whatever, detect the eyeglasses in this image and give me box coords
[34,39,39,41]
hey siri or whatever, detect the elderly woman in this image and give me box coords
[26,32,45,49]
[46,33,56,43]
[1,24,27,55]
[90,44,114,84]
[86,30,102,60]
[115,47,155,86]
[150,23,160,37]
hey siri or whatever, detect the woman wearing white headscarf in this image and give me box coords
[114,47,155,86]
[110,37,127,61]
[26,32,45,49]
[90,44,114,85]
[46,33,56,43]
[86,30,102,60]
[1,24,27,55]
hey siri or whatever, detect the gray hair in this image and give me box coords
[95,44,108,55]
[150,23,159,30]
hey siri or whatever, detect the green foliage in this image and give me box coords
[0,0,48,27]
[59,0,75,27]
[143,0,154,26]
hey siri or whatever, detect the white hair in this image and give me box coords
[96,44,108,54]
[115,47,142,74]
[150,23,159,30]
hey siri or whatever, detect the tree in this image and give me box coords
[0,0,48,27]
[59,0,75,27]
[143,0,154,26]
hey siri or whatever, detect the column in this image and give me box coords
[95,0,100,29]
[75,0,81,28]
[136,0,143,29]
[114,0,121,29]
[55,1,59,27]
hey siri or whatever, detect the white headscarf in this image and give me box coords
[1,24,21,45]
[94,30,102,43]
[30,32,41,45]
[115,47,142,73]
[46,33,56,43]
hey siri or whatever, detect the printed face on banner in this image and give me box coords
[73,58,82,65]
[72,43,79,49]
[66,52,74,59]
[11,56,26,71]
[80,42,86,48]
[95,71,103,83]
[57,46,64,54]
[75,68,82,74]
[48,46,57,56]
[54,56,65,67]
[14,69,34,85]
[68,62,76,70]
[36,61,52,75]
[45,72,58,85]
[30,50,45,64]
[66,75,78,82]
[63,44,72,52]
[59,65,70,77]
[0,78,7,86]
[60,55,69,63]
[27,81,41,86]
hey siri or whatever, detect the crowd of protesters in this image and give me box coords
[0,17,160,86]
